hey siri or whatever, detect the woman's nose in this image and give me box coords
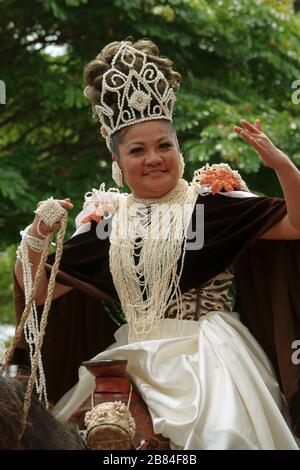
[145,151,163,165]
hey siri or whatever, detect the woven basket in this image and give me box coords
[69,360,170,450]
[86,423,133,450]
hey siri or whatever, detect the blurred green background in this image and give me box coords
[1,0,300,331]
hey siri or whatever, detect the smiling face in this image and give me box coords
[114,120,181,199]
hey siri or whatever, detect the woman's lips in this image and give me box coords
[145,170,166,176]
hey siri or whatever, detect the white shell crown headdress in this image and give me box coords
[93,40,177,151]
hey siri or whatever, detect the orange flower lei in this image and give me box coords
[192,163,249,196]
[80,202,104,224]
[79,184,120,225]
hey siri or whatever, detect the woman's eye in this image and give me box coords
[131,147,143,153]
[130,143,171,153]
[160,143,171,149]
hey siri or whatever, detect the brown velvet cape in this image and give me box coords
[12,192,300,436]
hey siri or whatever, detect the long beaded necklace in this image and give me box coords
[109,179,198,342]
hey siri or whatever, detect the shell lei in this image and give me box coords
[75,164,249,343]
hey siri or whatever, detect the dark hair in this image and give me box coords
[83,38,181,117]
[0,376,84,450]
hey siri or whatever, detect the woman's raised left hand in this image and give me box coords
[234,119,290,171]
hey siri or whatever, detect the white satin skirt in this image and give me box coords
[53,311,299,450]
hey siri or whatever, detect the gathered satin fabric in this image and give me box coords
[53,312,298,450]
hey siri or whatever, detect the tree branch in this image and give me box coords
[0,98,45,127]
[0,117,51,153]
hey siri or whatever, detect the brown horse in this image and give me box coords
[0,376,84,450]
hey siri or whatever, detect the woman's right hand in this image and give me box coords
[29,198,74,238]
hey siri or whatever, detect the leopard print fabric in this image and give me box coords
[165,268,235,321]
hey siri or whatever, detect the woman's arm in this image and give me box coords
[234,119,300,240]
[259,214,300,240]
[14,258,73,306]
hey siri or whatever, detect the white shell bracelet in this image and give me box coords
[20,225,48,253]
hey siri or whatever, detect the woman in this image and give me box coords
[13,39,300,449]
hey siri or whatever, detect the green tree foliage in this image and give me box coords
[1,0,300,324]
[0,245,17,324]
